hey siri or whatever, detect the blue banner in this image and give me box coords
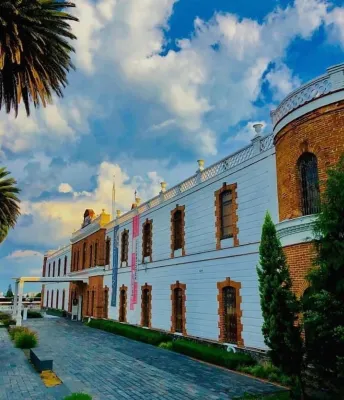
[111,225,119,307]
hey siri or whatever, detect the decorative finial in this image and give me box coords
[160,181,167,193]
[253,123,263,135]
[197,159,205,172]
[116,210,121,217]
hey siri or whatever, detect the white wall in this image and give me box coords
[42,245,71,312]
[107,147,278,350]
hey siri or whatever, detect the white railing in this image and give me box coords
[116,133,274,225]
[0,303,41,313]
[271,63,344,127]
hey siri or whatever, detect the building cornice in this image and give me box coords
[45,244,71,260]
[276,215,317,247]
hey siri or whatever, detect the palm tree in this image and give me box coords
[0,167,20,243]
[0,0,78,117]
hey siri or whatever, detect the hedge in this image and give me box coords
[87,319,170,345]
[171,339,255,370]
[46,308,67,317]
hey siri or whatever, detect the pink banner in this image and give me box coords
[130,215,139,310]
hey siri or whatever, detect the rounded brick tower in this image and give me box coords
[272,63,344,297]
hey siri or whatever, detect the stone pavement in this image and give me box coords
[20,318,283,400]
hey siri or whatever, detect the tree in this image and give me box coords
[0,0,78,117]
[35,292,41,298]
[304,156,344,396]
[257,212,304,389]
[5,284,13,298]
[0,167,20,243]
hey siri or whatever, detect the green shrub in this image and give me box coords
[63,393,92,400]
[87,319,170,346]
[171,340,255,370]
[0,311,11,321]
[46,308,66,317]
[27,310,43,318]
[9,326,31,340]
[158,341,173,350]
[238,362,293,387]
[1,317,15,327]
[14,330,38,349]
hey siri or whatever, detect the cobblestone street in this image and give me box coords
[1,318,283,399]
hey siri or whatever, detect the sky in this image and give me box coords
[0,0,344,293]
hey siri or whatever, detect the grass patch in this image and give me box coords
[63,393,92,400]
[14,330,38,349]
[171,339,255,370]
[238,362,293,387]
[87,319,170,346]
[158,341,173,350]
[45,308,67,317]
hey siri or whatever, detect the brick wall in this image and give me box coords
[71,228,107,271]
[275,100,344,221]
[283,242,316,297]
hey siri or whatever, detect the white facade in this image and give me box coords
[106,134,277,350]
[42,244,71,311]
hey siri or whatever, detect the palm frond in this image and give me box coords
[0,166,21,229]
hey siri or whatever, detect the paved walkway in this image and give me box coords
[20,318,282,400]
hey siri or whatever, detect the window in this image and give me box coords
[51,290,54,308]
[217,278,243,345]
[89,245,93,268]
[171,206,185,257]
[94,241,98,266]
[58,258,61,277]
[82,242,87,268]
[62,289,65,310]
[141,284,152,327]
[77,250,80,270]
[103,288,109,319]
[46,290,49,308]
[105,237,111,265]
[91,291,95,317]
[220,190,233,239]
[142,220,152,261]
[298,152,320,215]
[119,285,127,322]
[53,261,55,277]
[48,263,51,277]
[121,230,129,264]
[171,282,186,334]
[64,256,67,275]
[56,289,59,309]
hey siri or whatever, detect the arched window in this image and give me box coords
[141,285,152,327]
[51,290,54,308]
[48,263,51,277]
[174,288,183,333]
[298,153,320,215]
[103,288,109,319]
[119,286,127,322]
[94,241,98,266]
[77,250,80,270]
[142,220,152,261]
[105,237,111,265]
[46,290,49,308]
[121,231,129,264]
[56,289,59,309]
[173,210,183,250]
[89,245,93,268]
[220,190,233,239]
[58,258,61,276]
[53,261,55,277]
[82,242,87,268]
[62,289,66,310]
[222,286,237,343]
[64,256,67,275]
[91,291,95,317]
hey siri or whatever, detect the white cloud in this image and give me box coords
[58,183,74,193]
[265,63,302,101]
[6,250,44,259]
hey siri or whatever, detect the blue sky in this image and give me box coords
[0,0,344,293]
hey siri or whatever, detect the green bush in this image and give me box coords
[14,330,38,349]
[1,317,15,327]
[238,362,293,387]
[27,310,43,318]
[0,311,11,321]
[171,340,255,370]
[158,341,173,350]
[9,326,31,340]
[63,394,92,400]
[88,319,170,345]
[46,308,67,317]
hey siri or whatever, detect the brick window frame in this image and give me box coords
[121,230,129,266]
[105,237,111,266]
[217,277,243,345]
[170,281,187,335]
[142,219,153,263]
[215,183,239,249]
[119,284,128,322]
[140,283,152,328]
[170,205,186,258]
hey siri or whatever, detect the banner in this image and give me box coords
[111,225,119,307]
[130,215,139,310]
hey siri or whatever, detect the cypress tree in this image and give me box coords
[304,156,344,396]
[257,212,304,382]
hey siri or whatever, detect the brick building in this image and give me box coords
[41,63,344,353]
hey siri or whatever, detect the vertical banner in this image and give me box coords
[130,215,140,310]
[111,225,119,307]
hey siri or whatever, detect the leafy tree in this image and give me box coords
[257,212,304,391]
[0,167,20,243]
[5,284,13,298]
[0,0,78,117]
[35,292,42,298]
[304,156,344,396]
